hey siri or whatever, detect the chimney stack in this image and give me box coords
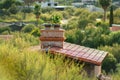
[40,27,65,49]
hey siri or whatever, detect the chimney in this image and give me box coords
[40,26,65,49]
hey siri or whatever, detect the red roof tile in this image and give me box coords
[49,42,108,66]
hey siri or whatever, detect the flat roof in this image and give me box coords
[49,42,108,66]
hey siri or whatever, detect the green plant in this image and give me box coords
[51,15,62,24]
[22,24,36,33]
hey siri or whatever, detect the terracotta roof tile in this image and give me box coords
[49,42,108,65]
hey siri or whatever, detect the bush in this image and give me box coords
[8,4,19,14]
[77,18,92,29]
[12,32,39,46]
[30,28,40,37]
[0,35,88,80]
[99,46,118,73]
[22,24,36,33]
[40,14,51,22]
[9,22,26,31]
[88,12,103,21]
[42,7,55,13]
[109,31,120,45]
[102,53,117,73]
[22,6,33,13]
[0,26,10,34]
[64,7,75,16]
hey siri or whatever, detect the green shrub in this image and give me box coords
[22,24,36,33]
[102,53,117,73]
[40,14,51,22]
[8,4,19,14]
[42,7,55,13]
[0,26,10,34]
[64,7,75,16]
[88,12,103,21]
[12,32,39,46]
[109,31,120,45]
[30,28,40,37]
[22,6,33,13]
[77,18,92,29]
[0,35,89,80]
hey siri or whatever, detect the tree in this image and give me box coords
[99,0,112,21]
[34,4,41,26]
[0,0,22,15]
[2,0,21,9]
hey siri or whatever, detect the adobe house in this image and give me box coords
[40,26,108,77]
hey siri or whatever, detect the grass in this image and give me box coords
[0,33,91,80]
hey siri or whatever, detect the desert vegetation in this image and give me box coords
[0,0,120,80]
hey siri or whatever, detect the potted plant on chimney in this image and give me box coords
[51,15,62,30]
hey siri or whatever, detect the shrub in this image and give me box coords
[109,31,120,45]
[65,17,78,30]
[40,14,51,22]
[9,22,25,31]
[42,7,55,13]
[22,24,36,33]
[88,12,103,21]
[102,53,117,73]
[22,6,33,13]
[77,18,92,29]
[8,4,19,14]
[64,7,75,16]
[12,32,39,46]
[0,35,88,80]
[0,26,11,34]
[30,28,40,37]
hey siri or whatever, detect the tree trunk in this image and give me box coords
[103,9,107,22]
[36,16,39,27]
[109,5,113,27]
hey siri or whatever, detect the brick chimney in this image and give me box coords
[40,27,65,49]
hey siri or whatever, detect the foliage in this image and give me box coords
[114,8,120,24]
[0,0,22,16]
[102,53,117,73]
[99,0,112,21]
[40,14,51,22]
[51,14,62,24]
[0,34,89,80]
[0,26,10,34]
[63,17,78,30]
[64,7,75,16]
[34,4,41,17]
[12,32,39,46]
[99,44,120,74]
[9,22,25,31]
[108,31,120,45]
[22,6,33,13]
[65,29,84,45]
[22,24,36,33]
[77,18,92,29]
[42,7,55,13]
[30,27,40,37]
[99,0,111,9]
[1,0,21,9]
[8,4,19,14]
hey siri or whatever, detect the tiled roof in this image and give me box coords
[49,42,108,66]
